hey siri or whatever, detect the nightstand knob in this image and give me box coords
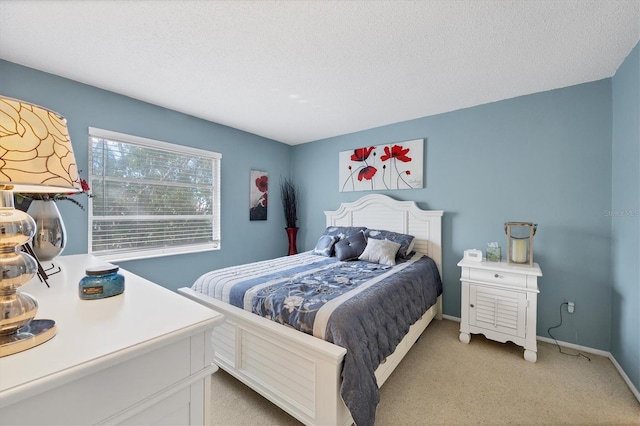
[494,274,500,278]
[470,304,474,308]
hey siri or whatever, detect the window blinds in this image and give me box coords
[88,127,221,261]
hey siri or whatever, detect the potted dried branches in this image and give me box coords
[280,177,298,255]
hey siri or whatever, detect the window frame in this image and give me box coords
[87,127,221,262]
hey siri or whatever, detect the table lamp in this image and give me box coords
[0,95,81,357]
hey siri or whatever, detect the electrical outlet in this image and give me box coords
[568,301,575,314]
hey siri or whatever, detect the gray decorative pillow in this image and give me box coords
[311,235,337,257]
[358,238,402,266]
[334,231,367,261]
[364,229,415,258]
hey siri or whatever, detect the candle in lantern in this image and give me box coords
[512,239,527,263]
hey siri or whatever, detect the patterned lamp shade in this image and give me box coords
[0,96,81,193]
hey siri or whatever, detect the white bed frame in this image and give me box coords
[179,194,443,425]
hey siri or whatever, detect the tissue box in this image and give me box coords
[486,247,501,262]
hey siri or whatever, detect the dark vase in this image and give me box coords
[285,227,298,255]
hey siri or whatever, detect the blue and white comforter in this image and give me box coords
[192,251,442,426]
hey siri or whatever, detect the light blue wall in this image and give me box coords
[292,80,614,351]
[0,59,292,291]
[2,54,635,371]
[611,41,640,391]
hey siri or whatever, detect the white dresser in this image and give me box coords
[0,254,224,425]
[458,258,542,362]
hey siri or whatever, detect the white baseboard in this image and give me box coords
[442,314,460,322]
[608,352,640,403]
[442,315,639,403]
[536,335,610,357]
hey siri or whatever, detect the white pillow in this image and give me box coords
[358,238,401,266]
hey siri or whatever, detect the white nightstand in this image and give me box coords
[0,254,224,425]
[458,258,542,362]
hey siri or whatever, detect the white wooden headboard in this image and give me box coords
[324,194,443,277]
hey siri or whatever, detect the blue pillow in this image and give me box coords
[364,229,415,258]
[334,231,368,261]
[321,226,368,240]
[311,235,337,257]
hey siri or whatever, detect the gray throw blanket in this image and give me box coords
[323,256,442,426]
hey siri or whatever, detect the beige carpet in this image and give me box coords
[210,319,640,425]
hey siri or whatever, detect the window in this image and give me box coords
[88,127,221,262]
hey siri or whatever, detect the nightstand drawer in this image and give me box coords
[469,268,527,288]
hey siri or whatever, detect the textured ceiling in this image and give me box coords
[0,1,638,145]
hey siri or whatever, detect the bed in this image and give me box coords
[179,194,443,425]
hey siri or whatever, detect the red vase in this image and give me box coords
[286,227,298,255]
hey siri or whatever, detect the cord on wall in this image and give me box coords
[547,302,591,361]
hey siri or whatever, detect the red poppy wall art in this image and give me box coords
[250,170,268,220]
[339,139,424,192]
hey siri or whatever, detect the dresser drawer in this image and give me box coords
[2,337,193,425]
[468,268,527,288]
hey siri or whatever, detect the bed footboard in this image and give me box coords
[179,287,352,425]
[179,287,442,426]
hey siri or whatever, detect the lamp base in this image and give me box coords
[0,319,56,357]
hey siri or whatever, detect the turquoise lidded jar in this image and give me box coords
[79,265,125,300]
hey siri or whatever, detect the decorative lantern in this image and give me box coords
[505,222,537,266]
